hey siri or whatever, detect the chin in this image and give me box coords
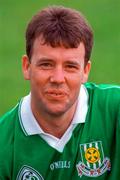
[46,107,67,117]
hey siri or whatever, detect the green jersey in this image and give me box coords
[0,83,120,180]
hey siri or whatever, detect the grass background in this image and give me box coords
[0,0,120,116]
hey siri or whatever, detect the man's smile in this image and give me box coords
[45,89,68,100]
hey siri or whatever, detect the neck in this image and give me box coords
[31,103,77,138]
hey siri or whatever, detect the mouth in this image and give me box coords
[45,90,68,100]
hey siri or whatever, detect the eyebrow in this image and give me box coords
[35,57,54,64]
[38,57,54,61]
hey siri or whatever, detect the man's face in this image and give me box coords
[22,38,91,116]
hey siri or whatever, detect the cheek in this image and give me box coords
[29,70,42,91]
[30,70,46,83]
[69,72,83,86]
[30,71,51,96]
[69,76,81,94]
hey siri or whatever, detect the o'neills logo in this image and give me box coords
[76,141,111,178]
[16,165,44,180]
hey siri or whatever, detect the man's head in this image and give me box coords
[22,6,92,117]
[25,6,93,64]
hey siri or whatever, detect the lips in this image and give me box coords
[45,89,68,100]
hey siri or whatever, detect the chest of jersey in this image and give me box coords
[13,112,113,180]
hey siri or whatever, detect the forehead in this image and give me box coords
[31,37,85,61]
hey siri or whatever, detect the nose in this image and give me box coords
[50,67,65,84]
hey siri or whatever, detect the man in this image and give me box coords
[0,6,120,180]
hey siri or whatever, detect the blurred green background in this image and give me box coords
[0,0,120,116]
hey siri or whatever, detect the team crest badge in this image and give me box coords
[76,141,111,178]
[16,165,44,180]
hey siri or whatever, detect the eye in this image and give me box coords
[39,62,53,70]
[65,64,79,72]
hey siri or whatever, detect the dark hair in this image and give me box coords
[25,6,93,63]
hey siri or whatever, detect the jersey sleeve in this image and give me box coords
[110,102,120,179]
[0,105,19,179]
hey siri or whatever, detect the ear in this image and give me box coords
[82,61,91,83]
[22,55,31,80]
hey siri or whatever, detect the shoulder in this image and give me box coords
[85,82,120,98]
[85,82,120,91]
[0,102,20,169]
[0,103,20,128]
[0,102,20,149]
[84,82,120,113]
[0,103,20,177]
